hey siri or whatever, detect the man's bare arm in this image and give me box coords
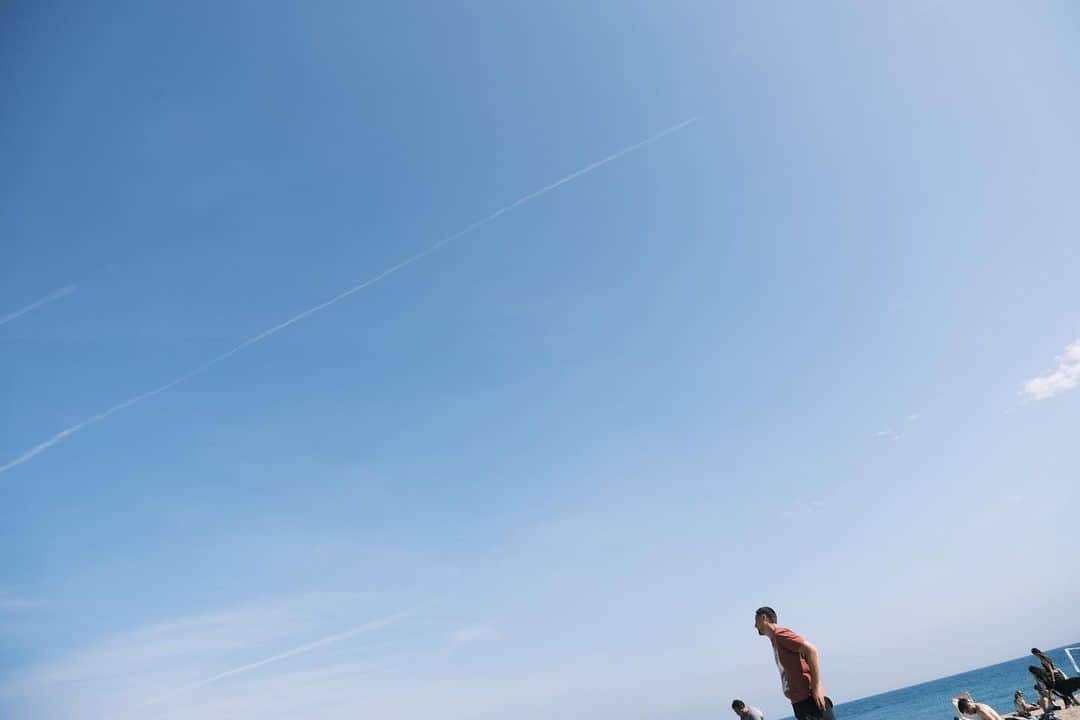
[977,704,1005,720]
[797,639,826,707]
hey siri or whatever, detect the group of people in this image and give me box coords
[1012,648,1080,719]
[730,607,1076,720]
[960,647,1080,720]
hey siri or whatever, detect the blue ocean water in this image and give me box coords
[782,644,1080,720]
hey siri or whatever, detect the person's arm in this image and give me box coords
[976,704,1005,720]
[793,638,826,709]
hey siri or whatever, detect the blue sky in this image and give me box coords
[2,1,1079,718]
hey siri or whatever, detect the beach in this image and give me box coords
[972,694,1080,720]
[1016,708,1080,720]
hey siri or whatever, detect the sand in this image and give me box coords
[1003,707,1080,720]
[1040,708,1080,720]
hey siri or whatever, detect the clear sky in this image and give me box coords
[2,2,1079,719]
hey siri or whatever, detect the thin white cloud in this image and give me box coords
[3,603,302,696]
[907,413,920,422]
[111,644,720,720]
[1022,340,1080,400]
[0,118,698,477]
[145,610,409,705]
[0,285,76,327]
[448,624,497,649]
[1,595,417,720]
[779,500,826,520]
[874,429,901,440]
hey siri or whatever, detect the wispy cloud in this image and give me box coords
[144,610,409,706]
[874,412,919,440]
[448,624,497,649]
[0,118,698,477]
[1,595,417,720]
[1022,340,1080,400]
[0,285,76,327]
[779,499,826,519]
[3,603,302,697]
[3,595,723,720]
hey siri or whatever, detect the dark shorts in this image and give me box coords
[792,696,836,720]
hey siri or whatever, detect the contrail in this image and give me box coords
[0,285,76,327]
[0,117,698,476]
[143,611,408,706]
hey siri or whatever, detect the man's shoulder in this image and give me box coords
[773,626,806,644]
[749,706,766,720]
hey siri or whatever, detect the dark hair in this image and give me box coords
[755,606,778,623]
[732,700,746,710]
[1032,648,1042,655]
[957,698,974,713]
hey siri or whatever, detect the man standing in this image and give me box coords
[754,606,836,720]
[731,699,765,720]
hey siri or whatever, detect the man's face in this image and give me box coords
[733,707,747,717]
[754,613,767,636]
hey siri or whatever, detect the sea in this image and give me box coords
[780,643,1080,720]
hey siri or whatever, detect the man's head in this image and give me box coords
[731,699,748,716]
[957,698,975,715]
[754,606,777,636]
